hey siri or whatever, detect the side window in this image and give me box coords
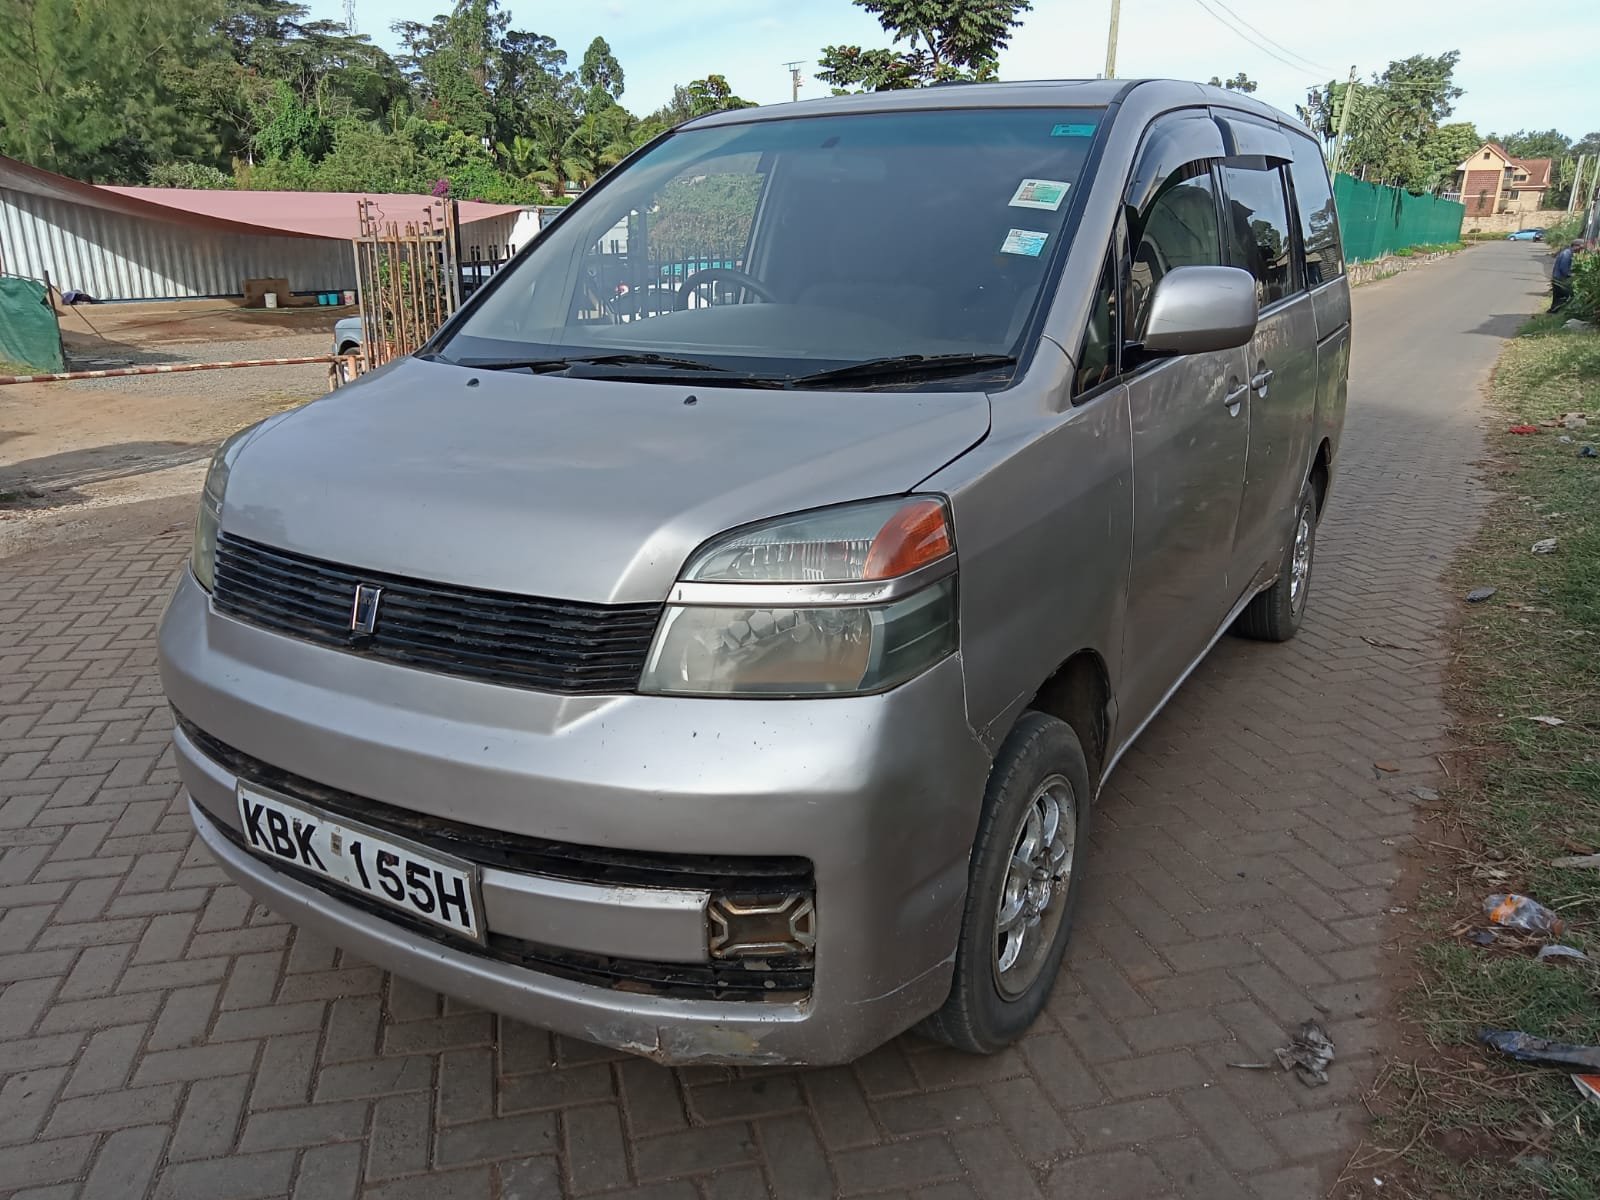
[1220,164,1297,306]
[1127,164,1223,343]
[1073,253,1119,399]
[1288,139,1344,286]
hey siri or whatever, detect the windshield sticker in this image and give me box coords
[1051,123,1096,138]
[1009,178,1071,211]
[1000,229,1049,258]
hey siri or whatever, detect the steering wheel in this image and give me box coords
[674,267,778,310]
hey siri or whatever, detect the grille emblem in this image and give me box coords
[350,584,383,636]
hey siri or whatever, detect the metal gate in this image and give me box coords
[349,198,460,373]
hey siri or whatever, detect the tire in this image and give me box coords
[919,712,1091,1055]
[1236,480,1318,642]
[335,344,359,384]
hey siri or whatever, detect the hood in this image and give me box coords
[222,357,991,603]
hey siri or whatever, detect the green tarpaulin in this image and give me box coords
[0,276,65,373]
[1334,175,1466,263]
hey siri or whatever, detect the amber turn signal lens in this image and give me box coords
[863,499,952,580]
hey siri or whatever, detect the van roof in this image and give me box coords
[686,78,1292,129]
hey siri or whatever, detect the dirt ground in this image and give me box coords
[0,301,347,560]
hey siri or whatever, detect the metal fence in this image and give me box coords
[578,238,750,323]
[350,198,460,371]
[1334,174,1466,263]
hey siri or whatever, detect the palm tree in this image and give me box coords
[563,111,631,189]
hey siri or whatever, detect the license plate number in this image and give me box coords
[236,784,483,943]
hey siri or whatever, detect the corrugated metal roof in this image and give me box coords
[102,185,524,239]
[0,188,355,300]
[0,154,524,239]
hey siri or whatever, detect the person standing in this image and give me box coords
[1551,238,1584,312]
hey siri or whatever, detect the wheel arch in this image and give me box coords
[1025,650,1113,788]
[1309,437,1333,516]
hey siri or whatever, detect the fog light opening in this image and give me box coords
[708,892,817,962]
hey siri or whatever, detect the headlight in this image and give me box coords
[639,497,958,697]
[191,428,252,591]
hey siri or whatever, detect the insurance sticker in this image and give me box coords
[1009,178,1071,211]
[1000,229,1049,257]
[1051,123,1096,137]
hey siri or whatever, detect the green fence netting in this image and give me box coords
[0,276,65,373]
[1334,175,1466,263]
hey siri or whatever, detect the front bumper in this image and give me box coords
[159,570,991,1065]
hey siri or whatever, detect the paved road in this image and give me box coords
[0,244,1552,1199]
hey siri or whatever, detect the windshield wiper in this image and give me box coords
[449,352,733,374]
[783,353,1017,389]
[450,356,573,373]
[565,352,733,373]
[464,352,737,373]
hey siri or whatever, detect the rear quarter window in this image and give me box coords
[1288,137,1343,286]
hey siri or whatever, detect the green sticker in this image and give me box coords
[1051,123,1096,138]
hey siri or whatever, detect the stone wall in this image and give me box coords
[1462,209,1568,234]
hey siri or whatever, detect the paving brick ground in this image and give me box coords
[0,244,1551,1199]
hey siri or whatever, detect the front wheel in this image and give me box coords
[1236,480,1318,642]
[919,712,1090,1055]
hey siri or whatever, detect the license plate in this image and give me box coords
[236,784,484,943]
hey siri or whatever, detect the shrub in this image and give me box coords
[146,161,234,189]
[1570,251,1600,321]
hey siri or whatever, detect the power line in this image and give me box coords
[1186,0,1320,76]
[1205,0,1328,74]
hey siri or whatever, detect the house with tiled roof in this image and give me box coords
[1455,142,1553,216]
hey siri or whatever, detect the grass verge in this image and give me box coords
[1361,322,1600,1199]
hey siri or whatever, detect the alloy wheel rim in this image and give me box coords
[1290,511,1313,613]
[992,774,1077,1000]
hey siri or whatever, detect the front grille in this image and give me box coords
[212,532,661,694]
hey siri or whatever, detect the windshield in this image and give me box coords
[440,106,1103,385]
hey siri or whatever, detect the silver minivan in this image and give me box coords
[159,79,1349,1066]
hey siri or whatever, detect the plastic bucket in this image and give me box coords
[264,293,278,309]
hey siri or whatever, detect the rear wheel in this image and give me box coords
[919,712,1089,1055]
[1236,480,1317,642]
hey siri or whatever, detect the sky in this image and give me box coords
[304,0,1599,140]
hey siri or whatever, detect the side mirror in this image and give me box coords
[1139,266,1259,356]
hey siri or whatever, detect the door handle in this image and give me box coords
[1250,368,1275,392]
[1224,381,1248,406]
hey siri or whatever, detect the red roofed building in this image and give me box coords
[1455,143,1553,217]
[0,154,528,302]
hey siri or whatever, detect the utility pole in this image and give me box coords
[1570,154,1588,215]
[1330,66,1358,177]
[1103,0,1121,79]
[782,61,804,103]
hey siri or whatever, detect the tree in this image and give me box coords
[251,79,332,162]
[1207,72,1257,93]
[569,105,635,182]
[0,0,221,182]
[1302,51,1467,191]
[684,75,756,117]
[1489,129,1571,161]
[147,161,235,188]
[394,0,507,139]
[818,0,1032,91]
[0,0,650,203]
[1420,122,1480,194]
[579,36,624,111]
